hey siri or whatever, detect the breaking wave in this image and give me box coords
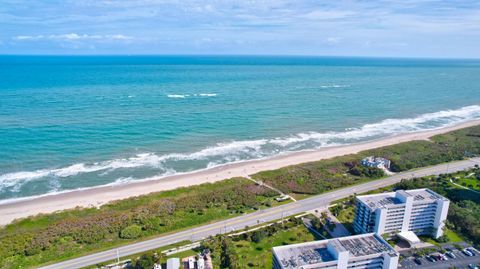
[198,93,217,97]
[1,105,480,199]
[320,84,350,89]
[167,94,187,98]
[167,93,217,99]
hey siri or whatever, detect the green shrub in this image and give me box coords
[120,224,143,239]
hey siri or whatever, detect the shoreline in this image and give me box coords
[1,119,479,225]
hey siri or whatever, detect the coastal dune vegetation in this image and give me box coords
[253,125,480,195]
[0,125,479,268]
[0,179,278,268]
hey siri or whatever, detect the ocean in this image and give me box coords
[1,55,480,202]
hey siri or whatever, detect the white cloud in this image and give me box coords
[13,33,133,41]
[324,37,342,45]
[302,10,355,20]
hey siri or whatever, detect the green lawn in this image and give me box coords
[336,206,355,224]
[444,229,464,243]
[452,176,480,190]
[227,225,315,268]
[420,229,463,247]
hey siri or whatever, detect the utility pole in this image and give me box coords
[116,249,120,265]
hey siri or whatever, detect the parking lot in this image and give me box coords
[400,248,480,269]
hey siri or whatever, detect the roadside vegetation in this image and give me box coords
[253,125,480,195]
[103,217,317,269]
[82,240,194,269]
[0,178,278,269]
[202,217,315,269]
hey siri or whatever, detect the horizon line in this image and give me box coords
[1,53,480,61]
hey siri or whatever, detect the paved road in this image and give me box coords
[41,158,480,269]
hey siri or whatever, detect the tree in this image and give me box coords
[135,254,155,269]
[221,238,237,269]
[250,230,266,243]
[310,218,322,231]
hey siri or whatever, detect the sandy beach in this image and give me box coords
[1,119,479,226]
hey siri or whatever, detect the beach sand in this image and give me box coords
[1,120,479,226]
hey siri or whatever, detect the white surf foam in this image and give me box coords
[167,94,188,98]
[1,105,480,196]
[320,84,350,89]
[270,105,480,147]
[168,93,217,99]
[199,93,217,97]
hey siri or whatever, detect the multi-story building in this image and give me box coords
[272,233,399,269]
[353,188,449,239]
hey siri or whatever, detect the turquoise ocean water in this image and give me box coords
[1,56,480,202]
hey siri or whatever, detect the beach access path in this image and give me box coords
[40,157,480,269]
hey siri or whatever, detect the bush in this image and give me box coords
[436,235,449,243]
[135,253,155,269]
[250,230,266,243]
[120,224,143,239]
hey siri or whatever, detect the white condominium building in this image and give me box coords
[353,188,449,239]
[272,233,399,269]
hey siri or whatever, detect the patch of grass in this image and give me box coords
[452,176,480,190]
[235,226,314,268]
[222,224,315,268]
[444,229,464,243]
[336,206,355,224]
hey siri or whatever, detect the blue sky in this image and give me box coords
[1,0,479,57]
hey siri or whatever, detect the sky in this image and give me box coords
[0,0,479,58]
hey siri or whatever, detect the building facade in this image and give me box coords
[166,258,180,269]
[360,156,391,170]
[272,233,399,269]
[353,188,449,239]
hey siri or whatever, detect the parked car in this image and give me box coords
[464,249,474,257]
[446,252,456,259]
[467,248,477,255]
[426,256,436,262]
[439,254,448,261]
[468,264,478,269]
[413,258,422,265]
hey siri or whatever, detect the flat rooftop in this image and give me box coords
[337,234,394,257]
[273,241,333,268]
[357,188,447,209]
[272,234,396,268]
